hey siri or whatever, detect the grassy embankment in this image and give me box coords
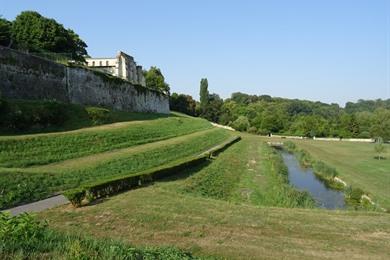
[0,212,198,260]
[0,99,171,135]
[37,134,390,259]
[172,134,315,208]
[0,116,213,167]
[3,102,389,259]
[0,127,232,209]
[41,175,390,259]
[284,139,390,210]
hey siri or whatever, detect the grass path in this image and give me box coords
[286,139,390,209]
[40,184,390,259]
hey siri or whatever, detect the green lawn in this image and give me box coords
[174,134,314,208]
[40,182,390,259]
[0,128,233,209]
[286,139,390,209]
[37,135,390,259]
[0,116,212,167]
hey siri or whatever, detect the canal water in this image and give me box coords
[280,151,346,209]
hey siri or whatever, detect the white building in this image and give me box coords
[85,51,146,87]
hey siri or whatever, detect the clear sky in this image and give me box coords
[1,0,389,105]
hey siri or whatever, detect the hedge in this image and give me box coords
[65,136,241,207]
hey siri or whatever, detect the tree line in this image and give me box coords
[169,78,390,140]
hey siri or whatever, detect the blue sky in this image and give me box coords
[1,0,389,105]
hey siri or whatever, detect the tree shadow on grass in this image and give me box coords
[156,160,213,183]
[80,160,213,208]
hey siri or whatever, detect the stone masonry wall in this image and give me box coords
[0,47,169,114]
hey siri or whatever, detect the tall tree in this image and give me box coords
[144,66,170,94]
[199,78,209,113]
[11,11,88,61]
[0,17,12,47]
[170,92,197,116]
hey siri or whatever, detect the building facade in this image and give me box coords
[85,51,146,87]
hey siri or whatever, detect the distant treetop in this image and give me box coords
[0,11,88,62]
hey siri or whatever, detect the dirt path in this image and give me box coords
[2,195,69,216]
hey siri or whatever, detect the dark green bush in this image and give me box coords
[63,188,86,207]
[85,106,111,125]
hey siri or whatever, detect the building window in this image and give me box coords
[92,61,95,66]
[99,61,102,66]
[106,61,109,66]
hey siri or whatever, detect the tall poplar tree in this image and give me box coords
[199,78,209,113]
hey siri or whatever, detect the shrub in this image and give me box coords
[247,126,257,134]
[231,116,249,132]
[0,212,47,252]
[283,141,296,152]
[63,188,86,207]
[313,161,338,179]
[256,128,270,136]
[85,106,111,125]
[345,186,365,207]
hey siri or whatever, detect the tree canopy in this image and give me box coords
[4,11,87,61]
[144,66,170,94]
[169,93,197,116]
[0,17,12,47]
[199,78,209,113]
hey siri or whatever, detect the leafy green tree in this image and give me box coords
[0,17,12,47]
[374,137,386,160]
[144,66,170,94]
[169,92,197,116]
[370,108,390,141]
[199,78,209,113]
[11,11,87,61]
[202,93,223,122]
[231,116,250,131]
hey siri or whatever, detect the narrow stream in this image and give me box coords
[280,151,346,209]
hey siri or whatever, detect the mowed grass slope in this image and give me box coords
[0,116,212,167]
[0,128,233,209]
[175,134,314,208]
[288,139,390,209]
[40,184,390,259]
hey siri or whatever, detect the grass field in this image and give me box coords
[282,139,390,210]
[35,134,390,259]
[40,181,390,259]
[175,134,314,208]
[0,117,212,167]
[0,128,233,209]
[3,105,390,259]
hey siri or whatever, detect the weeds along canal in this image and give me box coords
[280,150,346,209]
